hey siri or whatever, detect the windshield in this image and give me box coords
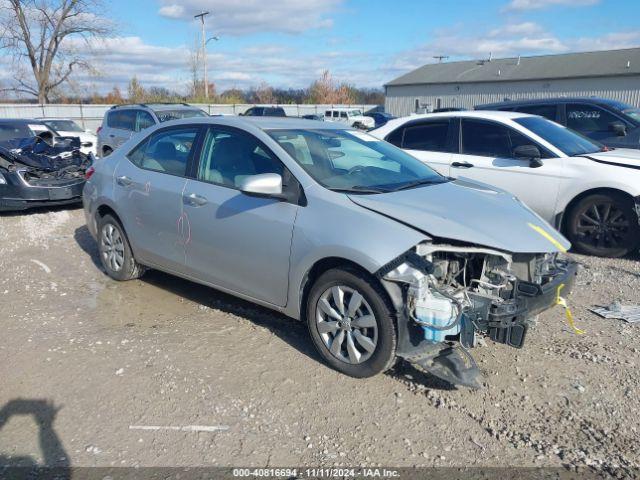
[155,109,208,122]
[623,108,640,121]
[349,110,362,117]
[514,116,604,156]
[267,129,446,193]
[43,120,83,132]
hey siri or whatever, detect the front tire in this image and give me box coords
[566,192,640,258]
[306,268,396,378]
[97,214,145,281]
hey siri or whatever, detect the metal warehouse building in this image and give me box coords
[385,48,640,117]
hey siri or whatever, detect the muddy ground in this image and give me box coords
[0,207,639,477]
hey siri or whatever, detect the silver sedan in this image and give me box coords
[83,116,577,387]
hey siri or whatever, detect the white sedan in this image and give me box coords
[39,118,97,156]
[371,110,640,258]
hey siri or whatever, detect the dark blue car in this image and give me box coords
[365,112,396,129]
[476,97,640,149]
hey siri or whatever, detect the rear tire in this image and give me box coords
[566,192,640,258]
[97,214,145,281]
[306,268,396,378]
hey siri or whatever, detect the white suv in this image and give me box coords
[371,111,640,258]
[324,108,374,130]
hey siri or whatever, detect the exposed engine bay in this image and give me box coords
[379,242,578,388]
[0,135,92,184]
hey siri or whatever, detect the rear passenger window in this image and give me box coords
[402,121,450,152]
[515,104,557,121]
[136,111,155,131]
[385,127,404,147]
[132,127,198,176]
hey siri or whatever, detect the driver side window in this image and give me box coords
[197,128,284,188]
[461,119,550,159]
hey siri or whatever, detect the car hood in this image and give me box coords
[577,148,640,169]
[347,179,571,253]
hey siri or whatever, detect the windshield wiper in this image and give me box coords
[329,186,389,194]
[389,178,448,192]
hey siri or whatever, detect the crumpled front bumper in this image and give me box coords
[0,171,85,211]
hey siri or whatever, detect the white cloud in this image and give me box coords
[505,0,599,11]
[158,4,185,19]
[388,22,640,77]
[156,0,343,35]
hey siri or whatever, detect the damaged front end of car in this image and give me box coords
[378,242,578,389]
[0,136,93,211]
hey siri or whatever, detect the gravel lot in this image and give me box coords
[1,207,639,477]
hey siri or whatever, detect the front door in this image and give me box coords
[448,118,563,223]
[183,126,298,307]
[565,103,630,147]
[112,125,201,272]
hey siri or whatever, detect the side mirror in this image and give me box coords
[239,173,283,197]
[513,144,543,168]
[609,121,627,136]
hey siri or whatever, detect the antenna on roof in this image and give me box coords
[488,52,493,62]
[517,55,521,65]
[433,55,449,63]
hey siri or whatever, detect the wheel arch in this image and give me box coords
[298,256,393,324]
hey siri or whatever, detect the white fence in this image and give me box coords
[0,103,380,132]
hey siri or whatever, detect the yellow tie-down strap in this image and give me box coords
[556,284,585,335]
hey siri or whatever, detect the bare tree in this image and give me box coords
[308,70,355,104]
[0,0,112,103]
[187,34,202,98]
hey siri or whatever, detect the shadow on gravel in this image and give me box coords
[73,225,324,368]
[73,224,460,390]
[0,399,70,478]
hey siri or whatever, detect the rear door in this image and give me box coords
[385,118,454,176]
[112,125,201,272]
[448,118,562,221]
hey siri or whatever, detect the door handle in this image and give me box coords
[116,175,133,187]
[109,134,115,138]
[183,193,208,207]
[452,161,475,169]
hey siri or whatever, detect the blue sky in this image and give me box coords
[40,0,640,94]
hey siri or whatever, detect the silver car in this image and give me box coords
[83,117,578,388]
[97,103,208,157]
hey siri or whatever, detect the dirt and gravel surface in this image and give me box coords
[1,207,639,477]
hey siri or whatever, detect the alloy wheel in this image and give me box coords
[315,285,378,364]
[575,201,631,250]
[100,223,125,272]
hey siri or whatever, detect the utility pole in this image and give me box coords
[194,11,210,99]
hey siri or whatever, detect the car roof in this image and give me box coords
[397,110,533,121]
[110,103,201,112]
[154,115,349,131]
[0,118,46,126]
[477,97,616,109]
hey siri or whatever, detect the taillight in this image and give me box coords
[85,166,95,180]
[96,126,102,134]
